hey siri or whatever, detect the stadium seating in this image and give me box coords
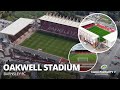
[40,20,78,39]
[71,50,90,54]
[82,23,95,29]
[82,23,115,32]
[8,25,31,42]
[97,24,115,32]
[10,46,61,64]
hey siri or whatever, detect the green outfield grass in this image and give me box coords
[21,31,77,58]
[69,53,97,63]
[88,26,110,42]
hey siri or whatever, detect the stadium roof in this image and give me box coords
[0,18,34,36]
[39,15,80,28]
[103,31,117,42]
[80,20,95,26]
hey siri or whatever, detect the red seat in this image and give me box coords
[82,23,95,29]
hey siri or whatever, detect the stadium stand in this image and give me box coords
[10,45,69,64]
[81,22,115,33]
[97,24,115,32]
[82,23,95,29]
[39,14,80,40]
[0,18,34,44]
[71,50,90,54]
[8,25,31,42]
[40,20,78,39]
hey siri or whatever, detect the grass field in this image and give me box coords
[21,31,77,58]
[69,53,97,63]
[88,26,110,42]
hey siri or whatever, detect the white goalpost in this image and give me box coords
[77,57,88,62]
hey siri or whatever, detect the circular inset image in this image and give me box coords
[78,13,118,53]
[68,43,97,72]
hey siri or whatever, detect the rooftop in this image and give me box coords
[0,18,34,36]
[39,15,80,28]
[103,31,117,42]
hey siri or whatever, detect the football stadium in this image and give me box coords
[78,14,117,52]
[0,13,80,64]
[68,43,97,72]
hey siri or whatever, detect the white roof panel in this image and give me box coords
[54,17,59,22]
[103,31,117,42]
[72,22,79,28]
[0,18,34,36]
[63,19,68,25]
[57,17,63,23]
[39,15,80,28]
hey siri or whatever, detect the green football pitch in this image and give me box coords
[69,53,97,63]
[21,31,78,59]
[88,26,110,42]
